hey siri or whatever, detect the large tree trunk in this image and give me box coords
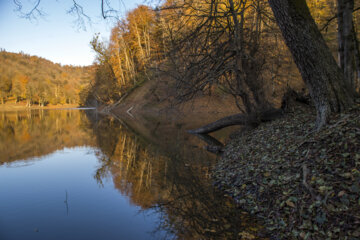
[268,0,354,129]
[188,108,283,134]
[337,0,355,91]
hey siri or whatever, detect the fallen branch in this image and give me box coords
[193,133,224,147]
[193,133,224,154]
[126,106,134,118]
[101,93,129,113]
[302,164,321,201]
[188,108,283,134]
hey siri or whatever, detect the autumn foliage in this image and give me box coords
[0,50,94,106]
[88,0,360,109]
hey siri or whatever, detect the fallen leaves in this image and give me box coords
[213,104,360,239]
[286,199,296,208]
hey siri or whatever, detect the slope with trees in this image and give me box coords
[86,0,359,131]
[0,50,94,107]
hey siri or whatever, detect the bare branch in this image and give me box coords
[320,6,360,32]
[13,0,123,29]
[67,0,92,30]
[101,0,121,21]
[13,0,46,20]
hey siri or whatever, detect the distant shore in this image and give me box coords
[0,103,80,111]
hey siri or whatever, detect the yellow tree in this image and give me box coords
[108,5,156,94]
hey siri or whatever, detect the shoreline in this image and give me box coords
[94,77,359,239]
[0,104,81,111]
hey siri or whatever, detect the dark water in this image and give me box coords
[0,109,264,240]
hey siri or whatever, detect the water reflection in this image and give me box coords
[0,109,95,164]
[86,112,267,239]
[0,109,267,239]
[0,110,163,240]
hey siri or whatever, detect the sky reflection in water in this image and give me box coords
[0,146,164,240]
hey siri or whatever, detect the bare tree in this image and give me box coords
[160,0,284,133]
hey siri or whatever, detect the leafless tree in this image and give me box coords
[160,0,283,133]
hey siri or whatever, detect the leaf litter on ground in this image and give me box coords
[212,103,360,239]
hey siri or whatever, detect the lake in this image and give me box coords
[0,109,264,240]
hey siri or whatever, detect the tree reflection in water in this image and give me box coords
[87,111,268,239]
[0,109,95,164]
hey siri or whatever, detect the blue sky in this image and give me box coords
[0,0,146,66]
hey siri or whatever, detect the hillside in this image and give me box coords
[108,72,242,125]
[0,50,94,106]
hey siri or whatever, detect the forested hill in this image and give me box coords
[0,50,94,106]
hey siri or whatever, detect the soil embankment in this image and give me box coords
[110,79,240,127]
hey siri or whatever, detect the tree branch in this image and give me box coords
[13,0,45,20]
[320,6,360,32]
[101,0,121,21]
[67,0,92,30]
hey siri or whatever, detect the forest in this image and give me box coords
[3,0,360,120]
[0,50,94,107]
[87,0,360,130]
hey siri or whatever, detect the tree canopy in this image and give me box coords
[0,50,94,106]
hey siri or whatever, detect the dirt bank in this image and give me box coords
[110,78,240,126]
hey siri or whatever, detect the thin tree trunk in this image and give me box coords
[115,39,126,86]
[144,28,151,58]
[134,22,145,63]
[337,0,355,91]
[228,0,253,113]
[353,22,360,90]
[268,0,354,129]
[337,0,345,70]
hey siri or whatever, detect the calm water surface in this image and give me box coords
[0,109,264,240]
